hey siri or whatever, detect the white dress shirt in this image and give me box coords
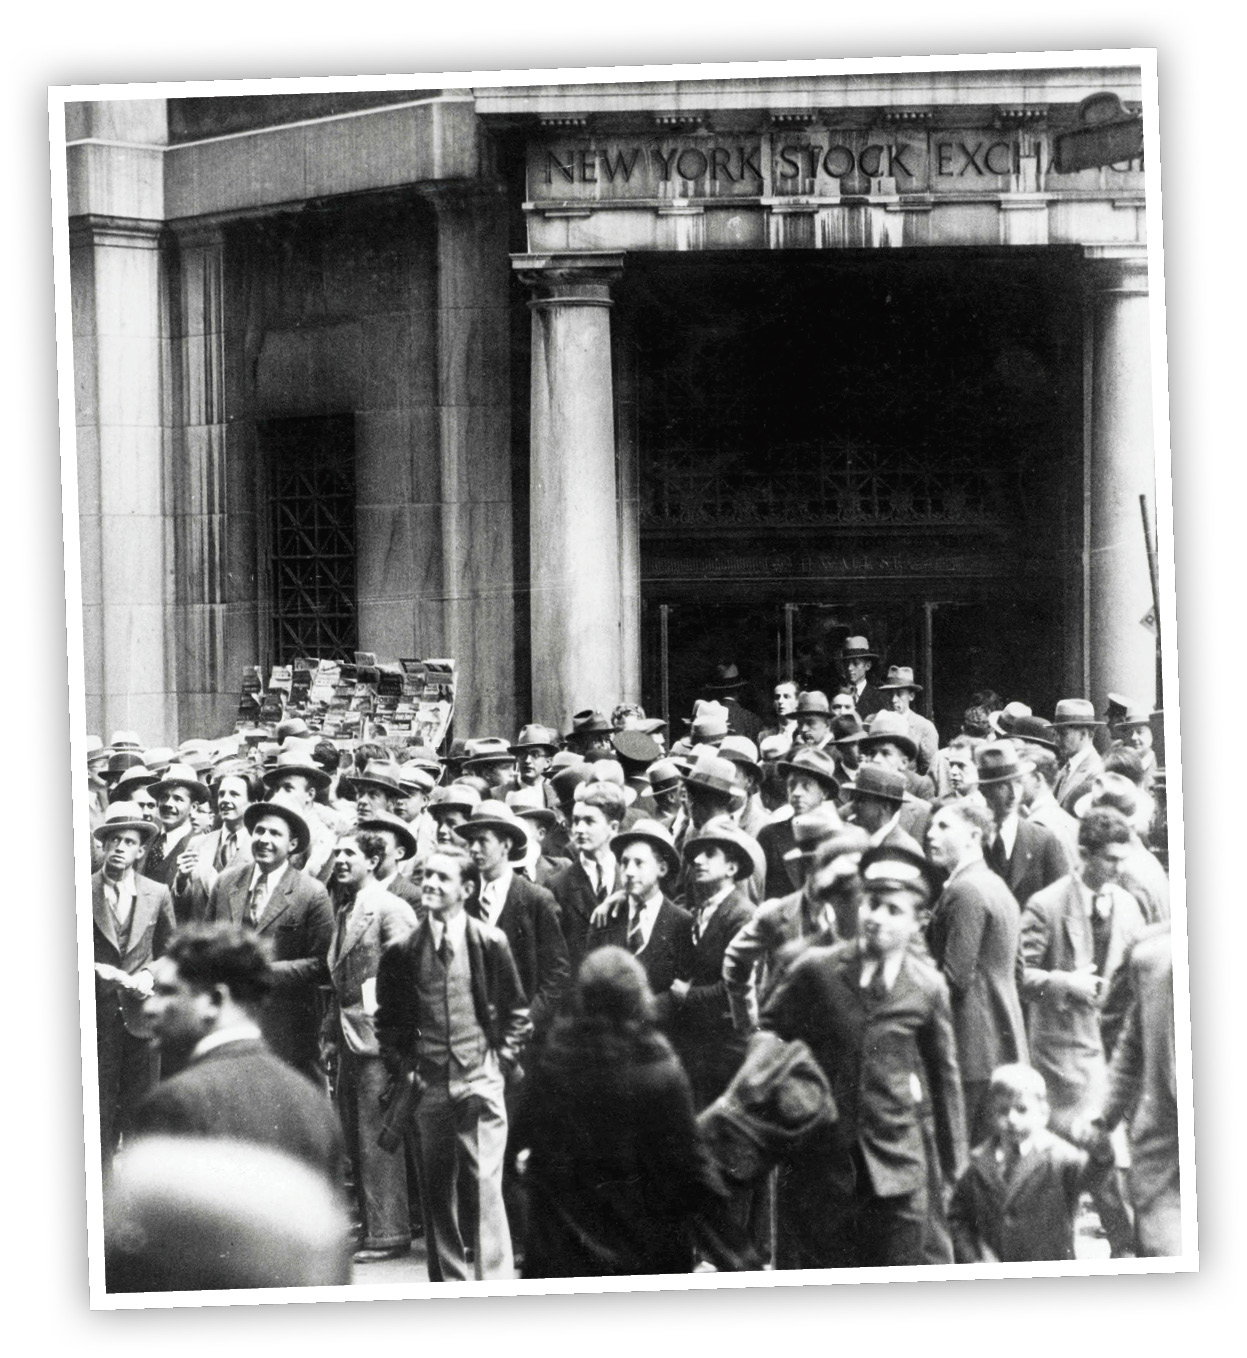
[479,866,513,928]
[245,862,289,925]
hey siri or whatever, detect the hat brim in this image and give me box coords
[775,760,840,793]
[151,775,210,802]
[94,818,159,846]
[859,734,919,762]
[244,802,311,855]
[683,773,738,797]
[837,650,879,662]
[850,785,906,805]
[682,832,764,883]
[610,830,681,880]
[344,775,404,799]
[356,817,419,861]
[455,817,529,860]
[975,764,1033,785]
[1051,717,1107,728]
[879,681,922,692]
[263,763,332,793]
[509,744,559,756]
[512,806,557,828]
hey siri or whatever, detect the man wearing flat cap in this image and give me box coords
[878,666,939,777]
[93,803,179,1169]
[1051,699,1106,814]
[666,816,759,1110]
[760,844,967,1269]
[836,636,886,720]
[205,798,334,1084]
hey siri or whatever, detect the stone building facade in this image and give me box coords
[65,66,1157,743]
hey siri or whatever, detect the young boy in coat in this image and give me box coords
[949,1063,1111,1263]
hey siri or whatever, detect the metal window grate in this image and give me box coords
[263,416,358,662]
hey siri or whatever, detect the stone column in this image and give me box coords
[1087,252,1157,711]
[167,222,240,739]
[71,216,176,744]
[430,185,516,738]
[513,253,626,728]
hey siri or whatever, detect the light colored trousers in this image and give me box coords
[413,1053,513,1281]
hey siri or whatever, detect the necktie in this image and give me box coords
[691,909,703,948]
[440,931,454,966]
[217,831,237,870]
[986,832,1007,878]
[146,835,166,873]
[627,906,644,954]
[867,965,889,1004]
[247,875,266,928]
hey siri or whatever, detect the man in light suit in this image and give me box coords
[925,799,1029,1142]
[205,799,334,1084]
[976,742,1073,908]
[93,803,178,1169]
[1019,807,1147,1256]
[761,843,967,1268]
[170,767,261,925]
[1051,698,1106,814]
[1083,922,1181,1256]
[326,829,418,1262]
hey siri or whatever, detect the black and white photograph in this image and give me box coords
[46,45,1194,1310]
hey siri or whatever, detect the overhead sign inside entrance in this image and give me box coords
[528,127,1143,201]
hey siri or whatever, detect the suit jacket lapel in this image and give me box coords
[1061,878,1091,965]
[225,866,251,925]
[258,866,298,932]
[121,881,162,964]
[92,874,119,952]
[332,891,374,968]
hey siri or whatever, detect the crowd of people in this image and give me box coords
[89,634,1180,1289]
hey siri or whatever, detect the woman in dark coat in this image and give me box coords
[512,946,728,1278]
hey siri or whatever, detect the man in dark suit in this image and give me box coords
[925,799,1029,1142]
[665,818,758,1110]
[133,921,346,1190]
[205,799,334,1084]
[586,818,693,1007]
[93,803,178,1169]
[757,746,841,899]
[760,844,968,1269]
[140,763,209,895]
[836,636,886,719]
[458,802,571,1035]
[546,781,628,971]
[1051,698,1106,814]
[976,741,1073,908]
[845,764,925,855]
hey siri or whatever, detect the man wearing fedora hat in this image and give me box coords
[757,747,842,899]
[975,742,1073,909]
[141,764,210,897]
[458,804,570,1037]
[1051,699,1106,814]
[586,820,694,1009]
[503,725,562,809]
[667,816,759,1110]
[205,798,334,1084]
[925,799,1029,1143]
[724,811,868,1036]
[355,811,425,911]
[564,710,615,759]
[717,735,769,839]
[1109,702,1158,789]
[760,843,967,1268]
[836,637,886,719]
[858,711,937,846]
[325,828,419,1262]
[1018,747,1081,864]
[848,765,925,857]
[645,758,685,832]
[170,767,263,926]
[879,667,939,777]
[505,788,570,887]
[93,803,179,1168]
[791,691,834,752]
[428,784,483,848]
[460,739,519,800]
[701,661,764,745]
[264,750,339,883]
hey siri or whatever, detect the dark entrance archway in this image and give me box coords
[616,248,1085,739]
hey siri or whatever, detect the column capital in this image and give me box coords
[512,252,624,306]
[1084,248,1149,296]
[166,218,226,251]
[68,214,165,251]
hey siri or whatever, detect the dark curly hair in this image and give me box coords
[165,923,273,1005]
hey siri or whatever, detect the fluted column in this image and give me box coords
[513,253,626,727]
[1087,252,1158,712]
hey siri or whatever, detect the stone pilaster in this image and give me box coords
[71,215,176,744]
[513,253,627,729]
[1086,251,1157,712]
